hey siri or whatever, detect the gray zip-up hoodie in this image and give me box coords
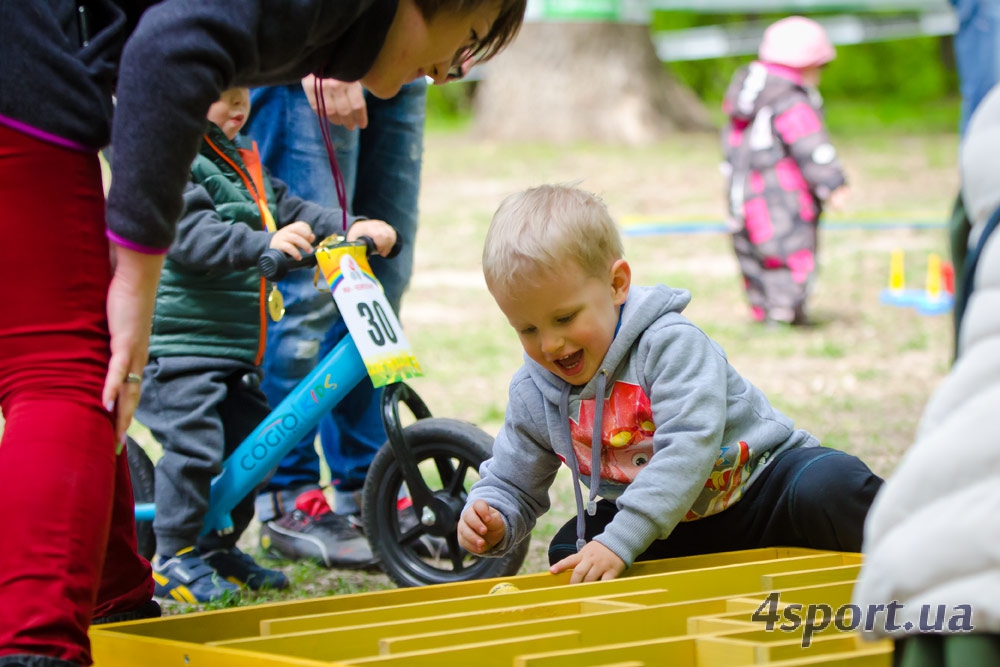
[468,284,818,566]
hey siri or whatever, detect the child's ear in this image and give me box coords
[610,259,631,306]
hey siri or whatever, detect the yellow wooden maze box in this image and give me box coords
[91,547,891,666]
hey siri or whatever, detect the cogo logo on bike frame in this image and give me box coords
[241,413,300,470]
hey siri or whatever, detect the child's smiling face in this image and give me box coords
[207,87,251,140]
[493,259,631,386]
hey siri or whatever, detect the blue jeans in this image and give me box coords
[244,80,426,520]
[951,0,1000,134]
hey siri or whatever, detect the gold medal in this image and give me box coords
[267,284,285,322]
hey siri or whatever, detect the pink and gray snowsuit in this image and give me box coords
[722,61,846,324]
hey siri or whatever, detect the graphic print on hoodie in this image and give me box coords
[568,380,755,521]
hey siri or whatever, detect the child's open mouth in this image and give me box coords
[555,350,584,375]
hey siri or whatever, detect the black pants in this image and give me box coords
[894,634,1000,667]
[549,446,883,565]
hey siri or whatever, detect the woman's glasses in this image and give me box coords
[445,48,475,82]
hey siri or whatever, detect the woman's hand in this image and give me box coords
[347,219,397,257]
[103,245,165,449]
[301,75,368,130]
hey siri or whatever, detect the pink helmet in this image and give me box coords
[758,16,836,69]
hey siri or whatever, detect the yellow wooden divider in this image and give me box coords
[91,548,892,667]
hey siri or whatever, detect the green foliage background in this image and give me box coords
[656,11,961,133]
[427,11,962,135]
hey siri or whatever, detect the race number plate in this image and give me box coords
[316,244,423,387]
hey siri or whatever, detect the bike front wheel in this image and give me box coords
[126,436,157,560]
[362,418,529,587]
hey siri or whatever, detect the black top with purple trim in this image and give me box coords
[0,0,396,253]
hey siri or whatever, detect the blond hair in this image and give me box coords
[483,184,623,297]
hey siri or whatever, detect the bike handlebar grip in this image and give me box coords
[359,235,404,259]
[257,248,285,280]
[387,238,403,259]
[258,248,317,281]
[260,236,403,280]
[361,236,378,257]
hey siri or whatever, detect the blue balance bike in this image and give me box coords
[126,235,528,587]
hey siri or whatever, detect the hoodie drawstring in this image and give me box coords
[559,384,589,552]
[560,370,609,553]
[589,371,608,519]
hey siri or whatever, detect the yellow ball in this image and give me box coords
[488,582,520,595]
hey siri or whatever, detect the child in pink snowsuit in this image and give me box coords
[722,16,848,325]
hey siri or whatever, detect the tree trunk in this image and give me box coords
[473,22,715,145]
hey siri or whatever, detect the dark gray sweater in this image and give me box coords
[0,0,395,252]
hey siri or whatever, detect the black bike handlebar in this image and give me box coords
[258,235,402,281]
[257,248,317,281]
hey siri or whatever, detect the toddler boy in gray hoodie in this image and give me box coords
[458,184,882,583]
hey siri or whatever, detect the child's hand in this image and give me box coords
[458,500,506,554]
[270,221,315,260]
[347,219,398,257]
[549,541,626,584]
[828,186,850,211]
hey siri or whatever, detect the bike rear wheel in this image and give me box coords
[362,418,529,587]
[126,436,157,560]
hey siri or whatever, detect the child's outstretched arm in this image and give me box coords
[462,376,563,555]
[269,173,354,241]
[458,500,506,554]
[171,181,274,270]
[550,541,626,584]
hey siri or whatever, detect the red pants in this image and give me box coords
[0,125,153,665]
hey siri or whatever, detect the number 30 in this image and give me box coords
[357,301,398,346]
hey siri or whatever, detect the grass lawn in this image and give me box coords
[172,125,956,612]
[3,123,961,613]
